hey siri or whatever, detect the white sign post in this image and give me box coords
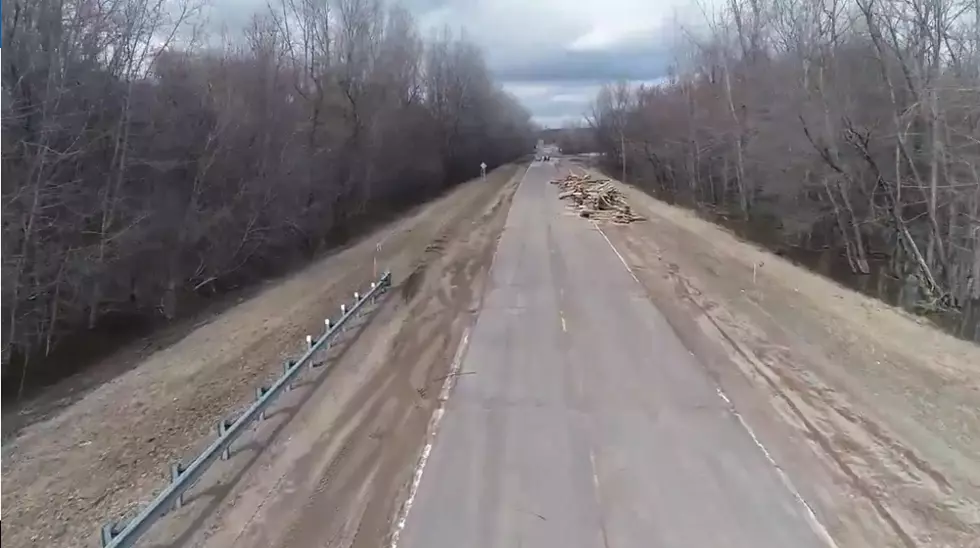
[480,162,487,180]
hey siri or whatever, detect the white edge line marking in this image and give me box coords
[592,218,839,548]
[389,327,470,548]
[594,221,640,284]
[588,449,601,491]
[714,386,840,548]
[389,163,531,548]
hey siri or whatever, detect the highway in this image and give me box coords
[395,160,829,548]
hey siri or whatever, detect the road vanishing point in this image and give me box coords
[395,161,830,548]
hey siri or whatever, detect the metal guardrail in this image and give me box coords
[99,271,393,548]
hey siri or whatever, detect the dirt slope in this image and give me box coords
[179,161,521,548]
[583,167,980,548]
[0,165,522,548]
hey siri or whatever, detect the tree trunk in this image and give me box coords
[722,62,749,218]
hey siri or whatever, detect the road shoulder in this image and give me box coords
[585,169,980,548]
[0,166,523,548]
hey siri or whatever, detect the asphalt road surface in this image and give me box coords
[396,161,830,548]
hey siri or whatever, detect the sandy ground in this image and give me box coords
[0,165,522,548]
[574,165,980,548]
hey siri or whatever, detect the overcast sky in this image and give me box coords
[414,0,699,127]
[205,0,701,127]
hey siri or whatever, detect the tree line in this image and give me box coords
[589,0,980,340]
[1,0,535,395]
[542,125,597,155]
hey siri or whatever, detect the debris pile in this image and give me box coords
[550,173,644,224]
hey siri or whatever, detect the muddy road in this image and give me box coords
[4,157,979,548]
[396,161,830,548]
[0,165,523,548]
[588,166,980,548]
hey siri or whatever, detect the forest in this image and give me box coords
[588,0,980,340]
[2,0,535,395]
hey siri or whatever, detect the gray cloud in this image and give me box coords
[495,46,671,127]
[413,0,684,126]
[200,0,689,126]
[200,0,266,34]
[494,45,671,84]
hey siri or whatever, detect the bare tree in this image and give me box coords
[588,0,980,340]
[1,0,535,396]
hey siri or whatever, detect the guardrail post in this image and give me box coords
[170,463,186,509]
[94,271,394,548]
[256,386,269,419]
[101,522,120,547]
[218,419,234,460]
[283,359,295,391]
[311,319,331,370]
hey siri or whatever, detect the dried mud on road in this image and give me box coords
[9,159,979,548]
[0,165,522,548]
[581,167,980,548]
[188,165,520,548]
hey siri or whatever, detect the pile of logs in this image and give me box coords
[550,173,644,224]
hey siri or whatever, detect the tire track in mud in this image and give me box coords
[675,269,980,541]
[353,175,520,548]
[666,256,952,492]
[265,171,521,548]
[607,219,980,548]
[612,228,916,546]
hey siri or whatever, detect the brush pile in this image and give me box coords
[550,173,644,224]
